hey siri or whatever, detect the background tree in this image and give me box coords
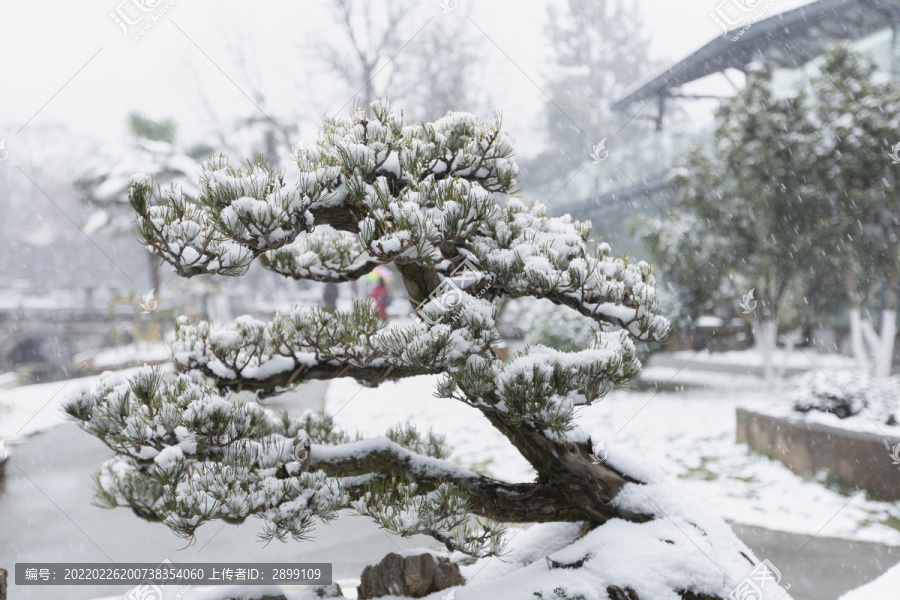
[320,0,484,121]
[637,66,821,379]
[640,49,900,378]
[63,101,774,599]
[809,44,900,377]
[76,114,209,290]
[522,0,654,192]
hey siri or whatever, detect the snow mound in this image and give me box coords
[117,583,343,600]
[839,561,900,600]
[790,370,900,425]
[448,481,791,600]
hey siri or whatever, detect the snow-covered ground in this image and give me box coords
[640,365,766,389]
[0,375,101,442]
[668,348,856,370]
[2,346,896,599]
[840,561,900,599]
[325,372,900,547]
[0,365,160,443]
[73,341,170,371]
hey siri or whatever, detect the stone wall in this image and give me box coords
[736,408,900,501]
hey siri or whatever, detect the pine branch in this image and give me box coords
[313,439,571,524]
[168,302,466,396]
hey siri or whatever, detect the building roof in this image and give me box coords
[612,0,900,111]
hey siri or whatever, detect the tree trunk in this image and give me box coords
[877,309,896,377]
[780,330,795,378]
[848,307,870,373]
[758,320,778,381]
[845,266,870,373]
[876,252,899,378]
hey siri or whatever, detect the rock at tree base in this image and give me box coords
[308,585,344,599]
[357,553,464,599]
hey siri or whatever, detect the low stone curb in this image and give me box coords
[736,408,900,500]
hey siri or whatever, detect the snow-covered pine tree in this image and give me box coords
[64,101,778,600]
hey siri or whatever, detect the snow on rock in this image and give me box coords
[112,583,343,600]
[454,493,790,600]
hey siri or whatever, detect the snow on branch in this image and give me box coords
[130,180,255,277]
[170,302,444,395]
[61,368,558,553]
[259,226,382,282]
[494,330,641,436]
[463,199,670,342]
[353,479,507,558]
[61,368,347,542]
[358,175,500,264]
[127,100,520,280]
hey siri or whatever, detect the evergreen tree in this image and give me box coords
[640,47,900,378]
[809,44,900,377]
[638,66,821,378]
[64,101,775,599]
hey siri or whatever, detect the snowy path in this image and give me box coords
[732,524,900,600]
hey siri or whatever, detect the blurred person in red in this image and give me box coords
[370,277,389,319]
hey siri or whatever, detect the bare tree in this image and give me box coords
[320,0,483,120]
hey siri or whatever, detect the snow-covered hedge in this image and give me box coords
[790,371,900,424]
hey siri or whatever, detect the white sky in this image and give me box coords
[0,0,809,157]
